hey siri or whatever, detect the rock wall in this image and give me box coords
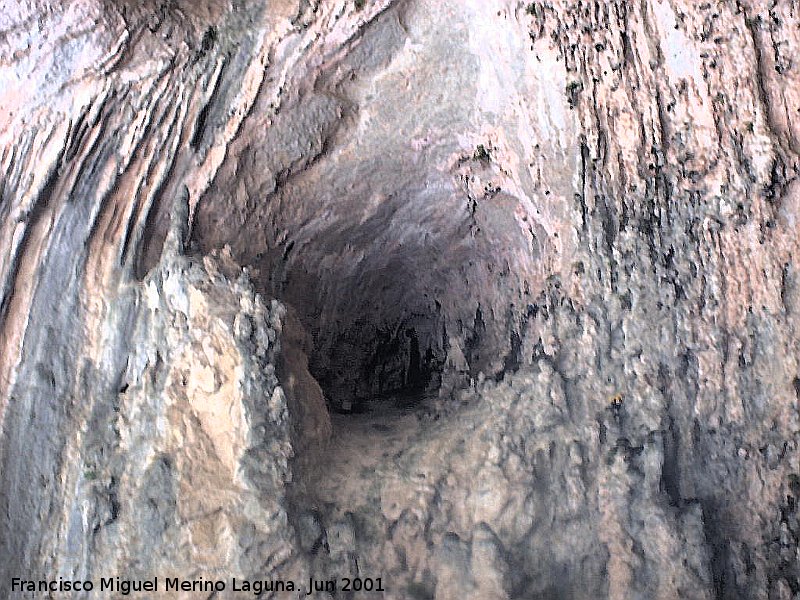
[0,0,798,599]
[1,190,299,591]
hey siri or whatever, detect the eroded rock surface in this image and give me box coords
[1,1,799,599]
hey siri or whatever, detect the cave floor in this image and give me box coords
[308,394,438,514]
[287,389,479,556]
[285,385,509,593]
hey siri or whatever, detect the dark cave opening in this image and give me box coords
[309,316,445,414]
[190,207,527,427]
[253,216,488,417]
[190,178,531,423]
[262,227,518,420]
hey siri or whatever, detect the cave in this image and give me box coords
[189,142,535,419]
[256,209,457,414]
[197,180,519,416]
[188,136,533,427]
[2,0,800,598]
[185,1,543,418]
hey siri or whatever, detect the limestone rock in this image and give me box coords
[1,0,799,598]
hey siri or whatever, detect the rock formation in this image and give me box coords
[1,0,798,598]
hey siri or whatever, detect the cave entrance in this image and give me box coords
[192,165,531,428]
[318,324,441,414]
[240,193,518,424]
[257,208,465,419]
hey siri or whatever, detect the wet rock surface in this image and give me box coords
[1,1,799,598]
